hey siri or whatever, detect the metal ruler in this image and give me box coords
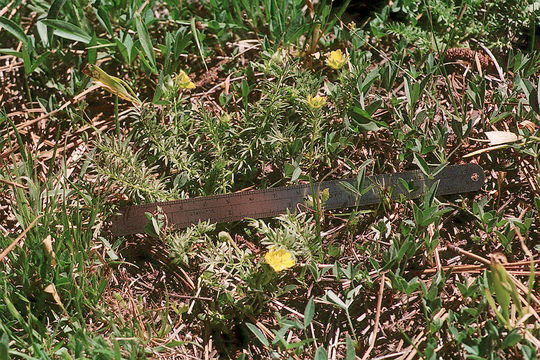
[111,163,484,236]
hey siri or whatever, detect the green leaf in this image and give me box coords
[113,338,121,360]
[501,330,521,349]
[314,346,328,360]
[0,48,22,56]
[0,332,9,360]
[359,68,380,95]
[46,0,67,44]
[519,77,540,115]
[303,297,315,329]
[190,17,208,71]
[320,188,329,203]
[292,166,302,181]
[6,350,37,360]
[245,323,269,347]
[349,107,384,132]
[36,20,48,47]
[4,297,24,323]
[489,266,511,322]
[283,12,306,44]
[41,19,91,43]
[0,16,32,52]
[351,107,374,122]
[95,7,113,36]
[115,34,135,64]
[413,153,430,176]
[136,15,156,70]
[345,335,356,360]
[326,290,348,310]
[521,343,536,360]
[143,212,159,238]
[484,278,509,328]
[47,0,66,19]
[28,51,49,73]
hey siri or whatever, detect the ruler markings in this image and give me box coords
[111,164,484,236]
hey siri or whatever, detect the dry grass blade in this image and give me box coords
[0,178,27,189]
[446,244,490,265]
[0,215,41,262]
[361,273,386,360]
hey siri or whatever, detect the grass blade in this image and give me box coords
[135,15,156,71]
[41,19,91,43]
[0,16,32,52]
[303,297,315,329]
[190,17,208,71]
[245,323,269,347]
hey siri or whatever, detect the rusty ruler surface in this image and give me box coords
[111,163,484,236]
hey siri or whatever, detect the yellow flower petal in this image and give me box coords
[326,49,347,70]
[264,248,295,272]
[307,94,327,109]
[176,70,196,89]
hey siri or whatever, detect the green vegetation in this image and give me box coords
[0,0,539,358]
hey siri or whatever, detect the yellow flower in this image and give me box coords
[326,49,347,70]
[307,94,327,109]
[176,70,195,89]
[264,248,295,272]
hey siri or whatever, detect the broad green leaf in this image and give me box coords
[351,107,374,122]
[28,51,49,73]
[490,257,522,322]
[326,290,348,310]
[95,7,113,35]
[413,153,430,176]
[41,19,91,43]
[245,323,269,347]
[0,332,8,360]
[349,107,384,132]
[115,34,135,64]
[4,296,24,323]
[303,297,315,329]
[501,330,521,349]
[36,20,48,47]
[345,335,356,360]
[135,16,156,70]
[538,79,540,115]
[46,0,67,44]
[314,346,328,360]
[320,188,329,203]
[404,77,416,108]
[6,350,38,360]
[292,166,302,181]
[484,277,509,328]
[47,0,66,19]
[359,68,380,95]
[519,77,540,115]
[521,344,536,360]
[0,16,32,52]
[0,48,22,56]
